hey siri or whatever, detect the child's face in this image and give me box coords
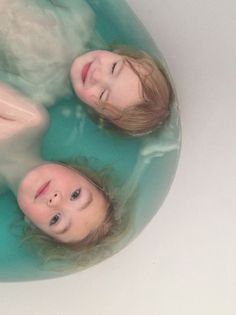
[70,50,142,112]
[17,164,107,243]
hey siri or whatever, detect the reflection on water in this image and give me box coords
[0,0,181,281]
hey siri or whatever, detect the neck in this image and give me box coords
[1,154,46,197]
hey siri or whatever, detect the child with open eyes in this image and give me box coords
[0,83,126,268]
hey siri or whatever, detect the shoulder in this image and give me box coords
[0,83,49,132]
[27,104,49,131]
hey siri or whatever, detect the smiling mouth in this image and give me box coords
[34,181,51,199]
[81,62,92,84]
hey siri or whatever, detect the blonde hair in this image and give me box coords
[18,161,131,271]
[96,48,171,136]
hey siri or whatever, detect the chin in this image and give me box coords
[70,58,80,80]
[17,195,28,216]
[70,66,81,96]
[73,82,83,100]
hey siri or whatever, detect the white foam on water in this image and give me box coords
[0,0,95,106]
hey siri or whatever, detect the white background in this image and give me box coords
[1,0,236,314]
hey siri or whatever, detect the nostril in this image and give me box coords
[49,199,52,203]
[54,193,57,197]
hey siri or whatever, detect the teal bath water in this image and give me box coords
[0,0,181,281]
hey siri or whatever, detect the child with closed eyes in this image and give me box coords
[0,0,171,136]
[70,48,171,136]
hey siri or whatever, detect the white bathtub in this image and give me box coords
[0,0,235,314]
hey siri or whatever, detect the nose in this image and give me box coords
[91,61,111,86]
[91,67,103,84]
[47,191,62,207]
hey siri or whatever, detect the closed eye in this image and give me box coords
[111,59,123,76]
[99,89,109,102]
[99,90,105,100]
[112,62,117,74]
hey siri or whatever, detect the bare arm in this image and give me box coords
[0,83,48,138]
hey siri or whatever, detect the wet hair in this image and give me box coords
[95,47,171,136]
[19,161,131,271]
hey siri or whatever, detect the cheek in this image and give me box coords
[25,209,47,230]
[79,89,96,108]
[18,195,44,224]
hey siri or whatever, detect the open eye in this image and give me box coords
[111,62,117,74]
[49,213,61,226]
[70,188,81,201]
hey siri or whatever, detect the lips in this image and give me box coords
[34,180,51,199]
[81,62,92,84]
